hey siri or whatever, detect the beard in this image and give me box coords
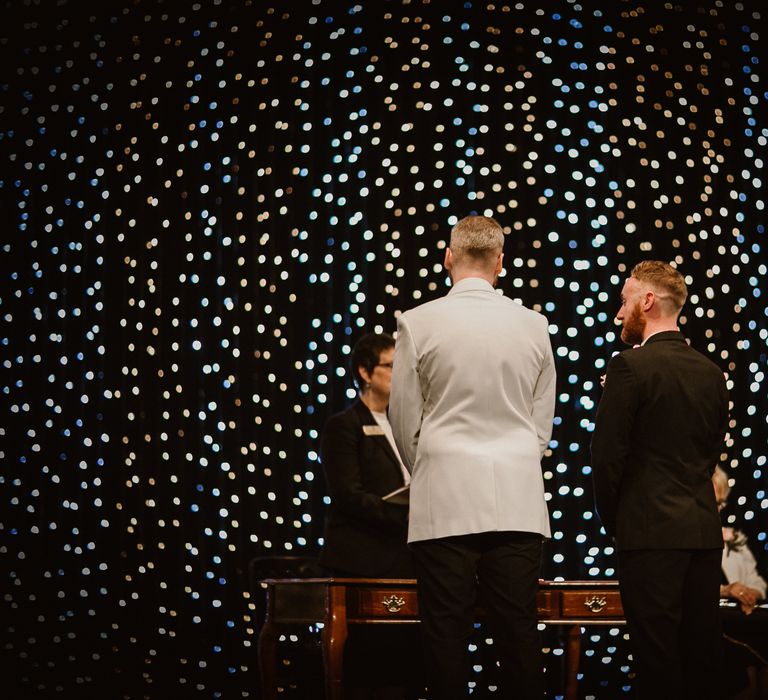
[621,301,646,346]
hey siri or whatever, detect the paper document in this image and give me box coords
[382,484,410,505]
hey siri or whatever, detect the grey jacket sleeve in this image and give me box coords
[389,314,423,471]
[532,318,556,458]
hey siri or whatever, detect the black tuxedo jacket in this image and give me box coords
[319,400,413,577]
[591,331,728,550]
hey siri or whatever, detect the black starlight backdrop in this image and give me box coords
[1,0,766,697]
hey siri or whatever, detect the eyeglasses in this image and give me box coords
[376,362,394,369]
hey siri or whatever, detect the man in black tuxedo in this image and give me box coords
[591,261,729,700]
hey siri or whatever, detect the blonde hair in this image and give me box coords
[450,215,504,266]
[631,260,687,313]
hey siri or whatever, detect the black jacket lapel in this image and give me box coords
[353,401,402,470]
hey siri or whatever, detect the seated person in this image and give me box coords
[713,467,768,699]
[320,332,420,700]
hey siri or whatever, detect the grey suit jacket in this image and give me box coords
[389,277,556,543]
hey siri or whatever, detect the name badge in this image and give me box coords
[362,424,385,436]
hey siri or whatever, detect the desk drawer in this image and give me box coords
[560,589,624,618]
[347,587,420,620]
[536,589,558,618]
[347,587,560,620]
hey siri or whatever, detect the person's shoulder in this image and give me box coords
[686,344,727,382]
[401,289,546,323]
[654,335,725,373]
[491,292,547,321]
[630,333,680,361]
[324,402,363,430]
[621,341,667,370]
[640,337,726,381]
[514,299,548,323]
[606,347,638,369]
[683,341,721,365]
[399,293,451,321]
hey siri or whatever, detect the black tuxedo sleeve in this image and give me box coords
[591,353,639,537]
[711,376,729,476]
[321,413,406,535]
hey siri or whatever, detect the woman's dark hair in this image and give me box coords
[350,332,395,390]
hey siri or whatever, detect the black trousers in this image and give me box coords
[410,531,544,699]
[618,548,725,700]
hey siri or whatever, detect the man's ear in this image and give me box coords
[494,252,503,277]
[643,291,655,311]
[444,247,453,272]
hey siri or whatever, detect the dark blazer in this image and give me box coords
[319,400,413,577]
[591,331,728,550]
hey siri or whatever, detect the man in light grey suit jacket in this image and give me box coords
[390,215,556,699]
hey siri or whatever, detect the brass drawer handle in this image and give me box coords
[584,595,607,613]
[382,595,406,613]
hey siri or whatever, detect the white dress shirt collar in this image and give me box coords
[448,277,496,295]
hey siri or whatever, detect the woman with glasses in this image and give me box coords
[319,331,413,579]
[319,332,420,700]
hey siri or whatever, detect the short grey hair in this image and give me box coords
[450,215,504,265]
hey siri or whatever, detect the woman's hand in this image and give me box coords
[721,581,761,615]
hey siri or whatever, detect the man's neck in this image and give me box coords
[450,269,495,286]
[642,321,678,343]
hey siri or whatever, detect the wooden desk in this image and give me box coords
[258,578,624,700]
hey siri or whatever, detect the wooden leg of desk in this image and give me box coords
[322,585,348,700]
[564,624,581,700]
[257,620,279,700]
